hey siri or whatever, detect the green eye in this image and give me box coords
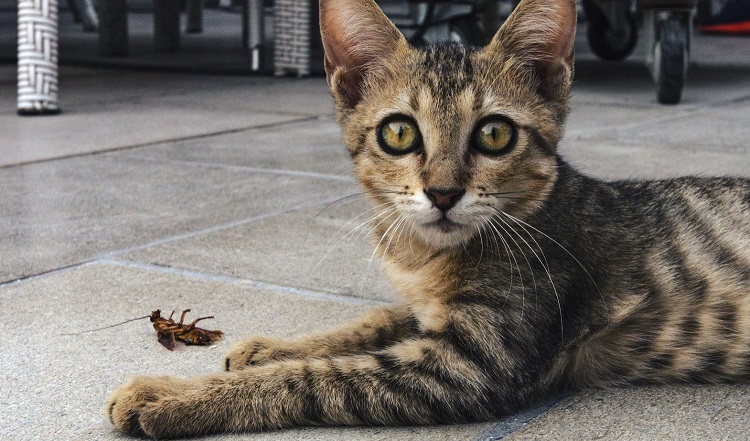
[474,117,516,154]
[378,117,421,155]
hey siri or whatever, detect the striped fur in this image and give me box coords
[106,0,750,438]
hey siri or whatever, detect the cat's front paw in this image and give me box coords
[106,375,200,439]
[224,335,297,371]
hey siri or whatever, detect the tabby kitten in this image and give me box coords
[106,0,750,438]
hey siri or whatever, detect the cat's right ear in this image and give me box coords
[319,0,407,108]
[485,0,577,102]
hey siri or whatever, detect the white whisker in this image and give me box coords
[487,218,523,310]
[476,223,485,269]
[381,214,408,266]
[301,190,396,248]
[500,210,609,322]
[362,210,402,288]
[492,216,538,295]
[306,204,398,283]
[497,211,564,341]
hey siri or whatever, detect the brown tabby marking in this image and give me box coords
[106,0,750,438]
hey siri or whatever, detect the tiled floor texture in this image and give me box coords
[1,21,750,441]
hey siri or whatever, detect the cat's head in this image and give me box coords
[320,0,576,249]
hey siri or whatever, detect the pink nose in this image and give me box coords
[424,188,465,212]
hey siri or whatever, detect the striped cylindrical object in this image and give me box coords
[17,0,61,115]
[274,0,311,76]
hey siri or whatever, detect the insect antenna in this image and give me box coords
[59,315,151,336]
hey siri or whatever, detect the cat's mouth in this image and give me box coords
[425,216,465,233]
[414,213,476,248]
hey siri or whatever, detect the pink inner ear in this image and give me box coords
[320,11,355,77]
[320,11,360,73]
[320,0,406,107]
[550,3,577,64]
[487,0,577,66]
[320,0,404,75]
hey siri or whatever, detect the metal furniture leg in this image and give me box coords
[17,0,61,115]
[248,0,264,71]
[154,0,181,52]
[98,0,129,55]
[72,0,99,32]
[186,0,204,33]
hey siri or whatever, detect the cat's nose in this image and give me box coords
[424,188,465,212]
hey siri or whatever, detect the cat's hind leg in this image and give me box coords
[223,304,418,371]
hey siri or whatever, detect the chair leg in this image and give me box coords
[186,0,204,33]
[18,0,61,115]
[98,0,129,55]
[68,0,84,23]
[73,0,99,32]
[242,0,249,50]
[154,0,182,51]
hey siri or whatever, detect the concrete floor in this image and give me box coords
[1,23,750,441]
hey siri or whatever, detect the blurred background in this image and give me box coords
[2,0,749,104]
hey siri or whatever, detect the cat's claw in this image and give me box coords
[223,335,294,371]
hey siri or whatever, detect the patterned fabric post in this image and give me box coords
[274,0,311,76]
[18,0,61,115]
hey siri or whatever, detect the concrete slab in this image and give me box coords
[560,102,750,182]
[0,67,332,167]
[120,199,398,303]
[570,59,750,107]
[572,100,750,153]
[560,138,750,181]
[0,110,305,168]
[120,117,353,176]
[0,262,493,441]
[505,384,750,441]
[0,154,353,283]
[565,99,750,152]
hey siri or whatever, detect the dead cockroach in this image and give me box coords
[150,309,223,351]
[60,308,224,351]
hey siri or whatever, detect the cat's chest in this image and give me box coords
[381,257,459,332]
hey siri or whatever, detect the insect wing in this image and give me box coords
[157,331,176,351]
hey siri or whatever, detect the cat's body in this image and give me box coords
[106,0,750,438]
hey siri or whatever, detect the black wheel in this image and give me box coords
[448,17,486,47]
[653,17,688,105]
[583,0,638,61]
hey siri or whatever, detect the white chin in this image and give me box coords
[414,220,476,249]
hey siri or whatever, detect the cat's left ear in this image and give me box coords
[484,0,577,101]
[319,0,407,108]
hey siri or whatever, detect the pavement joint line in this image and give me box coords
[566,106,701,139]
[474,393,572,441]
[102,259,389,307]
[94,193,355,261]
[92,196,356,260]
[570,99,661,109]
[567,92,750,139]
[0,260,98,290]
[0,115,320,170]
[251,109,335,119]
[134,156,357,183]
[716,93,750,106]
[0,193,352,288]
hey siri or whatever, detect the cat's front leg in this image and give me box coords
[109,329,539,439]
[107,372,250,439]
[224,304,417,371]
